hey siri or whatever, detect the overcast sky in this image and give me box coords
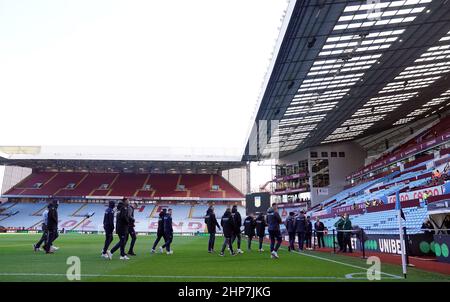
[0,0,288,155]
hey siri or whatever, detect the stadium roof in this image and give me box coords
[0,146,245,173]
[244,0,450,160]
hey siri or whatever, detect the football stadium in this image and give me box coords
[1,0,450,287]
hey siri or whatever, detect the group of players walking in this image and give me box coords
[206,203,327,259]
[101,198,174,260]
[33,199,333,260]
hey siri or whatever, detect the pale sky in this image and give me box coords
[0,0,289,154]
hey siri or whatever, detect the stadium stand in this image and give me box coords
[0,171,245,233]
[305,116,450,239]
[0,201,245,233]
[3,173,244,199]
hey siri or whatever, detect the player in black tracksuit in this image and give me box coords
[44,200,58,254]
[255,212,266,252]
[101,200,115,259]
[33,204,49,252]
[205,206,221,253]
[267,203,282,259]
[163,209,174,254]
[243,214,256,251]
[314,218,326,248]
[220,208,235,256]
[285,212,296,252]
[231,205,243,253]
[110,199,130,259]
[305,216,313,249]
[294,211,307,251]
[127,202,137,256]
[151,209,167,253]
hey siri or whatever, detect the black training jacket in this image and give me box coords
[103,207,114,232]
[47,206,58,231]
[115,202,130,235]
[255,215,266,237]
[205,211,220,234]
[243,216,256,237]
[221,212,234,237]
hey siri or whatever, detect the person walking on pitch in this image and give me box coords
[33,203,49,252]
[110,198,130,260]
[266,203,282,259]
[243,213,256,251]
[127,201,137,256]
[101,200,115,259]
[255,212,266,252]
[205,206,221,253]
[231,205,243,254]
[163,208,174,254]
[220,208,235,256]
[43,200,59,254]
[151,208,167,253]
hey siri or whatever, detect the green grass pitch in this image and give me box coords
[0,233,449,282]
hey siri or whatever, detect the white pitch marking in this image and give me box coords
[261,243,402,279]
[290,248,402,279]
[0,272,346,280]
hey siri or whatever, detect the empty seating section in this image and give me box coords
[10,172,57,195]
[108,173,148,197]
[321,206,428,234]
[147,174,180,197]
[0,201,47,228]
[213,175,243,198]
[15,172,56,188]
[60,173,118,196]
[3,173,244,199]
[22,172,85,196]
[0,202,245,233]
[179,174,217,198]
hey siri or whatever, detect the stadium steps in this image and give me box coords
[53,174,85,196]
[0,214,14,222]
[134,174,152,197]
[71,216,90,230]
[148,205,158,218]
[71,203,88,216]
[43,172,59,186]
[73,173,89,188]
[31,204,48,216]
[188,204,195,218]
[1,202,17,211]
[30,219,44,229]
[106,174,120,196]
